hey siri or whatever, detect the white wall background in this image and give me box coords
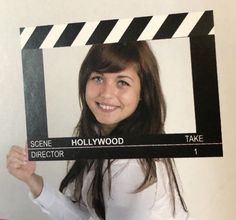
[0,0,235,219]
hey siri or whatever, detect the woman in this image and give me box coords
[7,41,189,219]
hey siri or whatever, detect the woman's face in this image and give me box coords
[85,65,141,133]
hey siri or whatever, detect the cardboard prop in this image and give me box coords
[20,10,223,160]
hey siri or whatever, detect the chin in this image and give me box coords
[99,121,116,126]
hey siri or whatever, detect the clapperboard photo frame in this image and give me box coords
[20,10,223,161]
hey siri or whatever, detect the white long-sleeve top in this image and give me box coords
[30,159,190,220]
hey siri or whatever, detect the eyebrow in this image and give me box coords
[116,75,135,82]
[92,72,135,82]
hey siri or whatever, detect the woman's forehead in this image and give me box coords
[92,64,139,76]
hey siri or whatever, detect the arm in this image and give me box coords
[6,145,90,220]
[30,181,90,220]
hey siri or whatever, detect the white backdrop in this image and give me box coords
[0,1,235,219]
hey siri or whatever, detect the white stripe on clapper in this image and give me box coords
[172,11,204,38]
[138,15,168,41]
[104,18,133,44]
[20,27,36,49]
[209,27,215,35]
[71,21,100,46]
[40,24,67,49]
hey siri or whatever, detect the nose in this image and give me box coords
[100,81,116,98]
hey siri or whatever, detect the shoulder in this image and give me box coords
[109,159,167,182]
[104,159,158,197]
[103,160,157,217]
[107,159,168,187]
[109,159,145,184]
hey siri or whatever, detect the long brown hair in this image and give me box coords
[59,41,187,219]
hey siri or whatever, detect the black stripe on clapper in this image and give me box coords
[119,16,152,42]
[189,11,214,37]
[86,19,118,45]
[23,25,53,49]
[20,27,24,34]
[54,22,85,47]
[153,13,188,39]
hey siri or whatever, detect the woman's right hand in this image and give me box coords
[6,145,43,197]
[6,145,35,182]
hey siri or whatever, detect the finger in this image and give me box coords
[7,149,27,162]
[7,152,27,163]
[10,145,26,156]
[7,157,26,170]
[9,147,26,159]
[7,155,27,172]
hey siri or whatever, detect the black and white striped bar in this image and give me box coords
[20,10,214,49]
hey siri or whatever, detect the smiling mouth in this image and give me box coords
[96,102,118,111]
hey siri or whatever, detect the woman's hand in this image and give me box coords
[6,145,43,198]
[7,145,35,182]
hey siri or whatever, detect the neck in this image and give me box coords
[101,124,117,136]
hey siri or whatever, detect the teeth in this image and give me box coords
[99,103,116,110]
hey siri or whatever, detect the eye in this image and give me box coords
[117,80,130,88]
[90,75,103,84]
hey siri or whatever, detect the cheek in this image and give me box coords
[85,83,97,101]
[85,84,90,103]
[121,89,140,110]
